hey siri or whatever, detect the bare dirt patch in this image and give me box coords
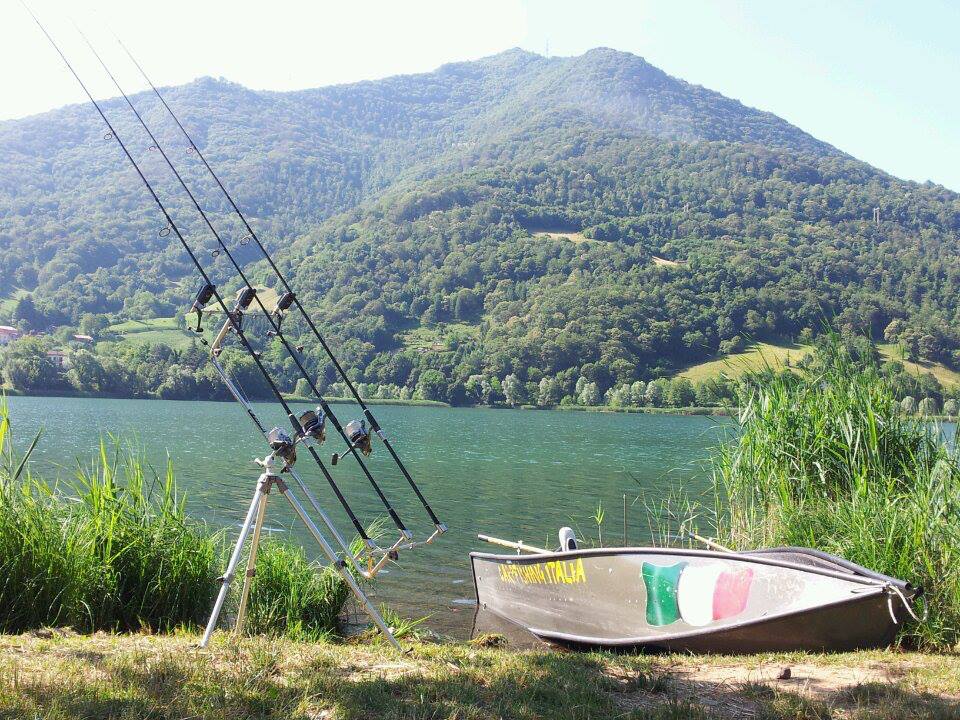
[607,655,960,719]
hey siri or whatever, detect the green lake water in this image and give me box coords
[5,396,726,636]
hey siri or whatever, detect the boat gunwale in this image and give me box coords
[469,545,906,591]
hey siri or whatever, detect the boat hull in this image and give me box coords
[470,547,912,653]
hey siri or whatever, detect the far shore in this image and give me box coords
[5,388,958,421]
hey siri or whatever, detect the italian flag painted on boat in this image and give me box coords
[641,561,754,627]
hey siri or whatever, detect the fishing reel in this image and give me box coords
[211,287,258,357]
[231,286,257,327]
[297,407,326,444]
[189,283,216,335]
[331,419,372,465]
[267,292,296,335]
[266,426,297,468]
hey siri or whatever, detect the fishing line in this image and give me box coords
[71,24,409,538]
[65,22,411,539]
[20,4,380,541]
[115,36,443,531]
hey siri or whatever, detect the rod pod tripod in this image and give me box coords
[200,450,400,650]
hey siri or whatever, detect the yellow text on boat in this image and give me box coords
[498,558,587,585]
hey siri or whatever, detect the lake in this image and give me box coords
[5,396,726,636]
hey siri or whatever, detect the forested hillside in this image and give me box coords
[2,48,959,405]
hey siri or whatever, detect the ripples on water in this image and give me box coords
[9,396,732,636]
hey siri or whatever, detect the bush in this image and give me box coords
[242,540,349,640]
[944,399,959,417]
[918,397,939,416]
[709,336,960,649]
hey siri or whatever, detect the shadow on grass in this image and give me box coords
[3,642,960,720]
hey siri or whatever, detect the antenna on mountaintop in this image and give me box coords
[545,39,550,57]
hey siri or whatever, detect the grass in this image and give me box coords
[400,322,480,353]
[651,256,684,267]
[241,541,348,641]
[0,436,218,633]
[0,634,957,719]
[701,335,960,650]
[0,287,28,320]
[878,342,960,387]
[198,286,281,315]
[529,228,597,244]
[103,317,195,350]
[677,341,814,381]
[0,399,352,638]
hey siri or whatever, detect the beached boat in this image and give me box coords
[471,533,919,653]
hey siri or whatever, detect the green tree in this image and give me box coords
[66,350,108,392]
[578,381,600,406]
[502,373,523,407]
[78,313,109,337]
[294,378,312,398]
[918,397,939,416]
[668,377,696,407]
[644,378,669,408]
[415,369,447,401]
[2,337,63,393]
[537,377,559,407]
[628,380,646,407]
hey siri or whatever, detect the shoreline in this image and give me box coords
[1,387,448,407]
[4,389,958,421]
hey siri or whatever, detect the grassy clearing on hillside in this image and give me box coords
[651,256,684,267]
[677,341,813,381]
[0,288,27,319]
[529,228,597,244]
[878,343,960,387]
[400,322,480,353]
[0,634,957,720]
[104,317,195,350]
[198,286,281,315]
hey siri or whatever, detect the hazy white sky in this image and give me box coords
[2,0,958,190]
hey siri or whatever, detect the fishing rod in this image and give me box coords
[26,7,440,585]
[115,38,445,533]
[23,10,440,649]
[74,28,412,546]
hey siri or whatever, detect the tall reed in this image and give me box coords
[242,540,349,640]
[0,398,353,637]
[709,336,960,649]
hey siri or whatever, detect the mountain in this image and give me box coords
[1,48,959,403]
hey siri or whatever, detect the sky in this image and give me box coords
[2,0,958,191]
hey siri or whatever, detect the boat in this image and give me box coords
[470,530,920,653]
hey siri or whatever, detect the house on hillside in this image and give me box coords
[46,349,69,368]
[0,326,21,346]
[72,334,94,344]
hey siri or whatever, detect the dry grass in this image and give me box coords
[530,229,596,244]
[0,632,956,719]
[677,342,814,381]
[652,256,684,267]
[877,343,960,388]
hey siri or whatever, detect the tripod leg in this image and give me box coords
[200,475,267,648]
[275,480,402,651]
[235,486,269,636]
